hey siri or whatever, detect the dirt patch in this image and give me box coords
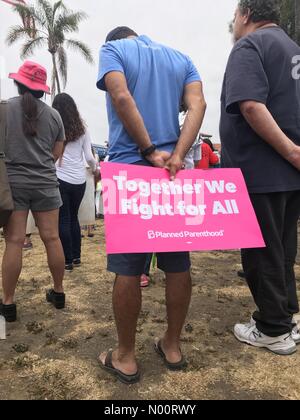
[0,221,299,400]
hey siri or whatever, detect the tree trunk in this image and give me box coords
[51,53,61,95]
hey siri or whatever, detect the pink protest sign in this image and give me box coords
[101,163,265,254]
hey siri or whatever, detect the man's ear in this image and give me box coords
[243,8,252,25]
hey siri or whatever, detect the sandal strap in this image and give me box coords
[156,340,185,366]
[105,350,114,369]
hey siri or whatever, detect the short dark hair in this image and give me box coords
[106,26,138,43]
[238,0,280,24]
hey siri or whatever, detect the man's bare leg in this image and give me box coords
[100,275,141,375]
[160,271,192,363]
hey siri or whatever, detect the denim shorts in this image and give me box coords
[11,186,62,212]
[107,252,191,276]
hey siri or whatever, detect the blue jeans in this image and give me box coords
[59,179,86,265]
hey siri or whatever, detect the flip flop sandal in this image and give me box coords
[154,340,188,371]
[99,350,141,385]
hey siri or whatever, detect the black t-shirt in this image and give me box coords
[220,27,300,193]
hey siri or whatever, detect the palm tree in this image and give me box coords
[6,0,94,96]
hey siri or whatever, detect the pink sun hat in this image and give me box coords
[9,61,50,94]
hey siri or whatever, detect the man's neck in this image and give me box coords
[255,22,278,30]
[247,22,278,36]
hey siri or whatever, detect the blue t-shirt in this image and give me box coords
[97,35,201,163]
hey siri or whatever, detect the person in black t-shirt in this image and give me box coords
[220,0,300,355]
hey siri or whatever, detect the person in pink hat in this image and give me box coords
[0,61,66,323]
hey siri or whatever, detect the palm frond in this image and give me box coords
[66,39,94,64]
[53,1,66,20]
[20,37,46,59]
[6,25,33,45]
[13,3,46,28]
[12,3,31,19]
[57,46,68,88]
[37,0,53,26]
[55,11,88,34]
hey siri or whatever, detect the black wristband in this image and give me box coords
[141,145,157,158]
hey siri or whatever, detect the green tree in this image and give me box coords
[280,0,300,43]
[280,0,295,39]
[6,0,93,96]
[295,0,300,43]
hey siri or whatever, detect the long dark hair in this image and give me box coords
[16,82,44,137]
[52,93,86,144]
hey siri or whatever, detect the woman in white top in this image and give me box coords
[53,93,98,271]
[79,149,98,230]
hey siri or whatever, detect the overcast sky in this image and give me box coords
[0,0,237,145]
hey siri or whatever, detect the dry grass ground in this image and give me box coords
[0,221,299,400]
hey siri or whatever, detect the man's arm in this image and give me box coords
[104,71,171,167]
[165,82,207,179]
[240,101,300,170]
[53,141,64,163]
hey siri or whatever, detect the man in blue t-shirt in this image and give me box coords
[221,0,300,356]
[97,26,206,384]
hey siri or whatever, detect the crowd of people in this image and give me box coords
[1,0,300,386]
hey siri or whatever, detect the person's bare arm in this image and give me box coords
[165,82,207,179]
[53,141,64,163]
[105,71,171,167]
[240,101,300,170]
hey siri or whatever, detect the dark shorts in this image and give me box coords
[11,186,62,212]
[107,252,191,276]
[107,159,190,276]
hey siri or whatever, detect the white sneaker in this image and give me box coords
[292,320,300,345]
[234,323,297,356]
[249,316,300,345]
[249,317,256,327]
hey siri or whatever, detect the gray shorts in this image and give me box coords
[11,186,62,212]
